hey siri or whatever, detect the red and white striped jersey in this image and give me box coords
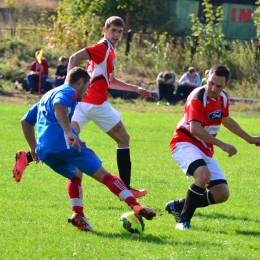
[170,86,229,157]
[82,38,116,105]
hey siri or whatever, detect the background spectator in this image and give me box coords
[156,71,176,106]
[27,51,49,94]
[54,56,68,87]
[175,67,201,102]
[201,69,209,85]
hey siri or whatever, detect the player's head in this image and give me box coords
[59,56,67,66]
[188,67,196,78]
[163,71,172,81]
[206,65,230,100]
[65,67,90,101]
[103,16,124,46]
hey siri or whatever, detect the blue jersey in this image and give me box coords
[22,84,78,160]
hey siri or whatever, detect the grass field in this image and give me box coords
[1,99,260,260]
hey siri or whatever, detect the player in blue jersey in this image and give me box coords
[20,67,156,232]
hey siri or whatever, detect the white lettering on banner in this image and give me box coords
[204,125,220,135]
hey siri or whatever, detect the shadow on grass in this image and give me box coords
[92,230,222,247]
[196,212,260,223]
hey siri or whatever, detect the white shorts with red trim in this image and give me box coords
[72,101,122,132]
[171,142,226,181]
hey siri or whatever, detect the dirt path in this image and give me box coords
[0,88,38,105]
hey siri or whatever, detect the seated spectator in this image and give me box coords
[201,69,209,85]
[54,56,68,87]
[156,71,176,106]
[176,67,201,102]
[27,51,49,94]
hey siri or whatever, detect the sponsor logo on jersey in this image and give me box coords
[208,110,223,120]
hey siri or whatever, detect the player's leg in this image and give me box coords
[66,145,156,221]
[166,143,210,229]
[43,152,94,232]
[90,166,156,220]
[89,101,147,198]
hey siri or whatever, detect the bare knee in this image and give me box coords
[91,166,109,183]
[209,184,230,204]
[107,121,130,147]
[74,168,83,179]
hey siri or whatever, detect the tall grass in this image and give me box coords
[1,101,260,259]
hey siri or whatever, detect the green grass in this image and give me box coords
[1,101,260,260]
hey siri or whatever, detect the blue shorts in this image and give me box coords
[43,146,102,179]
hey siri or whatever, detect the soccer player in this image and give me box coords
[165,65,260,230]
[13,16,150,199]
[67,16,151,198]
[20,67,156,232]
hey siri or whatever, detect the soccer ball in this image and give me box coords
[118,211,145,234]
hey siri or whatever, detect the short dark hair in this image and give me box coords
[163,71,172,81]
[59,56,67,63]
[188,67,196,73]
[209,65,230,82]
[66,67,90,85]
[105,16,124,29]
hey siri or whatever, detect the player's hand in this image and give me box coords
[136,87,151,99]
[245,136,260,146]
[220,143,237,157]
[67,132,81,152]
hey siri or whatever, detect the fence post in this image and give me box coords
[191,35,198,62]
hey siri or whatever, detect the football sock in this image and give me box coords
[102,174,138,208]
[180,184,205,222]
[198,190,216,207]
[26,151,33,163]
[117,148,131,189]
[67,177,85,217]
[174,190,216,211]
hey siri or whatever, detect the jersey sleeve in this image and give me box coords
[22,103,38,126]
[186,98,205,124]
[86,43,107,64]
[53,88,77,108]
[223,96,229,117]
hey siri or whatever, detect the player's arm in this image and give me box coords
[67,48,90,72]
[54,103,81,152]
[222,116,260,146]
[21,120,37,156]
[21,104,39,162]
[190,120,237,157]
[109,71,151,98]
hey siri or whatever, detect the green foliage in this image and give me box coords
[253,0,260,40]
[189,0,226,61]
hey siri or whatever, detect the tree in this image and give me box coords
[45,0,176,50]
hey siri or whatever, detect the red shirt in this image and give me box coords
[82,38,116,105]
[28,58,49,75]
[170,86,229,157]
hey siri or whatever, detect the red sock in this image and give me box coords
[102,174,139,208]
[67,177,85,217]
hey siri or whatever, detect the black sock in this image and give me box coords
[117,148,131,189]
[174,190,216,211]
[173,198,185,211]
[197,190,216,207]
[180,184,205,222]
[27,151,33,163]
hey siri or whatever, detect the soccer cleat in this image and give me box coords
[68,213,94,232]
[165,201,181,223]
[12,150,28,182]
[129,188,148,199]
[132,205,156,220]
[175,221,191,230]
